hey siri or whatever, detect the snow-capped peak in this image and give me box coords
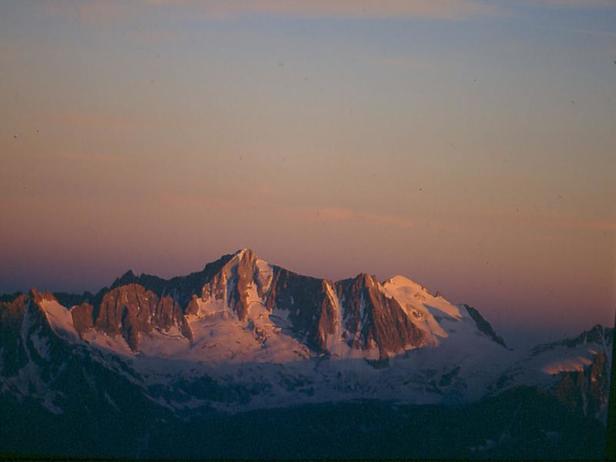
[383,275,429,293]
[382,275,462,320]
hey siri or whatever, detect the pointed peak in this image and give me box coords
[209,248,265,279]
[354,273,378,286]
[29,287,42,299]
[111,269,139,289]
[29,288,57,303]
[233,248,256,259]
[228,248,265,268]
[121,269,136,279]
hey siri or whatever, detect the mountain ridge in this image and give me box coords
[0,248,612,458]
[3,248,508,360]
[0,248,612,422]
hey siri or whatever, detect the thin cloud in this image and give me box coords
[312,207,415,229]
[160,193,414,230]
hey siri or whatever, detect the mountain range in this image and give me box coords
[0,248,612,459]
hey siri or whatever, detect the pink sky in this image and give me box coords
[1,0,614,345]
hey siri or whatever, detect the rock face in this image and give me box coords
[199,249,269,321]
[71,303,94,336]
[540,325,614,422]
[54,254,239,352]
[335,274,425,357]
[263,266,338,352]
[90,284,192,350]
[552,351,610,420]
[462,304,508,348]
[109,253,234,308]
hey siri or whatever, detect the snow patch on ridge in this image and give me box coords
[38,298,79,343]
[382,275,461,345]
[256,258,273,294]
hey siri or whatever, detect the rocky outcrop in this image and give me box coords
[552,351,610,421]
[315,281,339,351]
[264,266,338,352]
[463,304,508,348]
[336,274,425,358]
[71,303,94,337]
[261,267,427,357]
[92,284,192,350]
[200,249,266,321]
